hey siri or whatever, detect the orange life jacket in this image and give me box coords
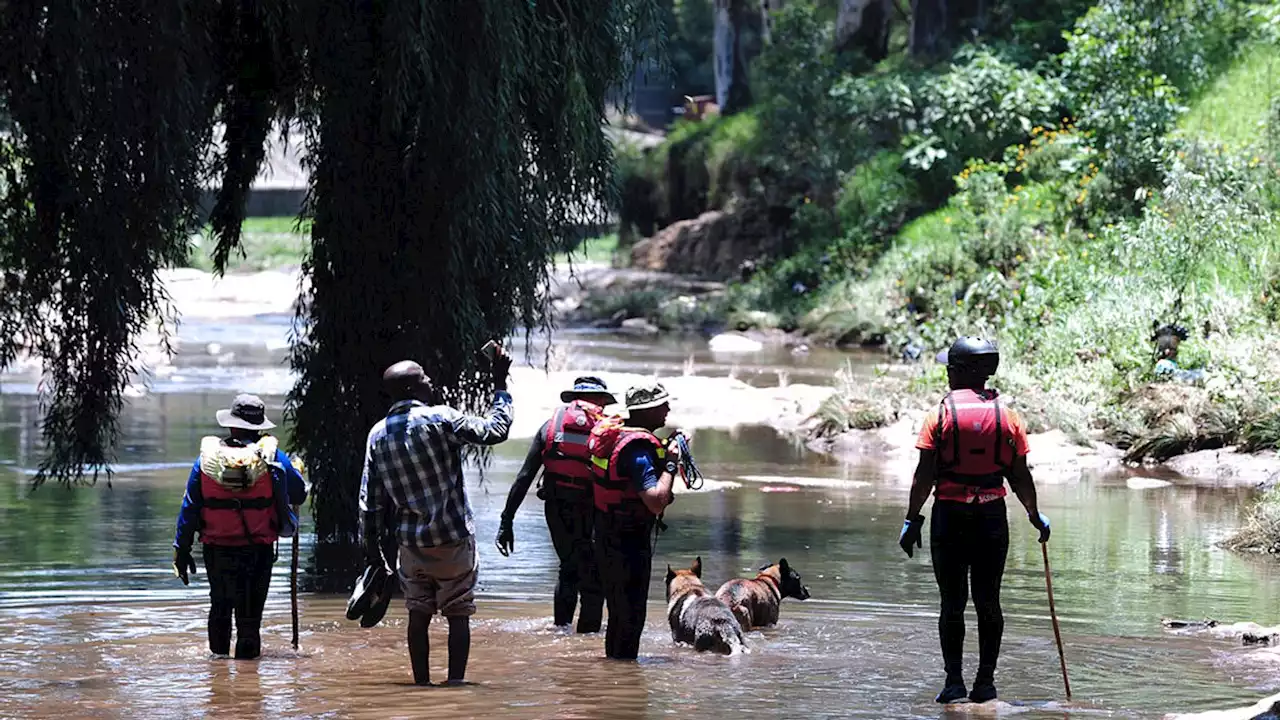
[933,388,1014,504]
[541,400,606,492]
[587,416,665,516]
[198,436,280,546]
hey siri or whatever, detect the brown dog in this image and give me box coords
[714,558,811,632]
[665,557,745,655]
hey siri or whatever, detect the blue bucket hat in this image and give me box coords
[560,376,616,405]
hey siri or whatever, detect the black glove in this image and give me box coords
[496,518,515,557]
[899,515,925,558]
[1030,512,1051,543]
[173,547,196,585]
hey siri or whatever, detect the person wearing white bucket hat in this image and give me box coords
[172,393,307,660]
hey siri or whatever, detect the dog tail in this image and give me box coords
[695,618,747,656]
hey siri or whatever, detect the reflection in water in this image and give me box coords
[3,329,1280,717]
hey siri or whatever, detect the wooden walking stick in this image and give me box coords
[1041,541,1071,701]
[291,504,300,651]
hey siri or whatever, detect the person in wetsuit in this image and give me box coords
[496,376,616,632]
[898,337,1050,704]
[173,394,307,659]
[587,382,680,660]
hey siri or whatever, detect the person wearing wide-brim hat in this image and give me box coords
[172,393,307,659]
[497,376,616,632]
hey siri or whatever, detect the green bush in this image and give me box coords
[1059,0,1250,196]
[903,47,1066,186]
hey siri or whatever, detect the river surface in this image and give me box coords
[1,315,1279,719]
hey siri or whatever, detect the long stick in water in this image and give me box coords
[291,505,300,651]
[1041,541,1071,700]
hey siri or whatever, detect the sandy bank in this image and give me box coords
[505,365,832,441]
[78,268,1280,492]
[162,267,304,320]
[806,406,1275,489]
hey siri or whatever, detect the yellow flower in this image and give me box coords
[1087,233,1095,239]
[1014,185,1024,192]
[1015,254,1024,262]
[944,216,952,224]
[1080,249,1089,258]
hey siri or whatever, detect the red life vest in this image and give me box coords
[541,400,606,492]
[587,416,665,516]
[933,388,1014,504]
[198,437,280,546]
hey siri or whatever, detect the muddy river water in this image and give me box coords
[2,315,1279,719]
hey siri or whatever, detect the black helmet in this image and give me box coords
[936,336,1000,377]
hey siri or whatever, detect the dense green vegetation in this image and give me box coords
[618,0,1280,465]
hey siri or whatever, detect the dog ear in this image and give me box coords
[666,565,676,583]
[779,557,790,572]
[692,556,702,577]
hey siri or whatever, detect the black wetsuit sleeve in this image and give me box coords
[502,420,549,523]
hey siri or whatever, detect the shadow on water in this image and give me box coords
[2,328,1280,717]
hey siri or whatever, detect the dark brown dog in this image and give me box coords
[665,556,745,655]
[714,558,810,631]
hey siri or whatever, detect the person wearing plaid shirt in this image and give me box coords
[359,346,514,686]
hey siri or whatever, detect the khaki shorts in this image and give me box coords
[398,536,478,617]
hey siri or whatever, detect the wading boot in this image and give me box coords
[935,674,968,704]
[969,672,997,703]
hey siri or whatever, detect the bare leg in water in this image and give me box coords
[407,612,471,685]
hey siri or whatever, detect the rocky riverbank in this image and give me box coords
[11,265,1256,493]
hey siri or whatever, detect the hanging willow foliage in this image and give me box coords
[0,1,221,485]
[0,0,661,578]
[285,0,662,578]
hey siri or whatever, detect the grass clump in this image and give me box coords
[187,216,310,273]
[1222,484,1280,555]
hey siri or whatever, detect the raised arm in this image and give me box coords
[445,391,514,446]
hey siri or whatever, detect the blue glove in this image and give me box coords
[899,515,924,558]
[1030,512,1050,543]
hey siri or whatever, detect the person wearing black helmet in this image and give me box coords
[898,336,1050,705]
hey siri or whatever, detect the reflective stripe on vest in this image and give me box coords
[587,419,665,516]
[542,401,602,490]
[934,388,1012,504]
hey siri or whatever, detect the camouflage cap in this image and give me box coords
[625,381,671,411]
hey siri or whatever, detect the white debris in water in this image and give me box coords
[737,474,872,489]
[708,333,764,353]
[1127,477,1173,490]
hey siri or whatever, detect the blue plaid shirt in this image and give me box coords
[359,392,513,548]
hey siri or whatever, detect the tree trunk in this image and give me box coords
[713,0,735,108]
[835,0,892,63]
[909,0,949,59]
[714,0,755,114]
[760,0,785,43]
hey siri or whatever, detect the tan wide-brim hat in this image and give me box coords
[215,393,277,431]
